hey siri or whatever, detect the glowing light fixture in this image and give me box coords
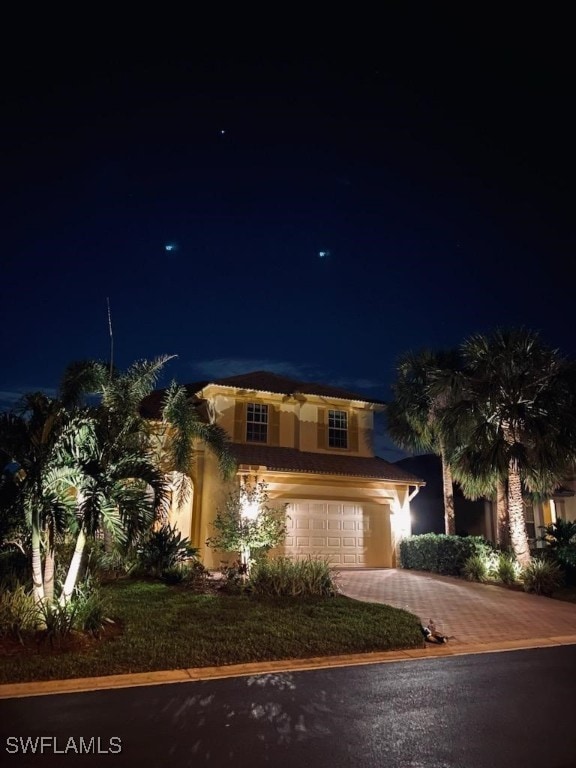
[241,499,259,520]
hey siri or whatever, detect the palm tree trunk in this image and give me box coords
[496,479,509,548]
[43,545,55,603]
[103,526,114,554]
[31,511,45,606]
[60,527,87,603]
[507,462,530,567]
[440,448,456,535]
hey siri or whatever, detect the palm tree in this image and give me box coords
[443,328,576,566]
[59,432,169,602]
[387,349,462,534]
[58,356,235,598]
[0,394,84,609]
[448,447,509,547]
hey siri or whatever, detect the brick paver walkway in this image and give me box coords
[338,569,576,646]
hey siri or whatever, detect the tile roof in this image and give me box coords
[230,443,424,484]
[140,370,386,419]
[200,371,386,405]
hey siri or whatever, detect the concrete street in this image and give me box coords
[1,645,576,767]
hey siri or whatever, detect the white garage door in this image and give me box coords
[283,501,369,566]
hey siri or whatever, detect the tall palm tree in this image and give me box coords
[61,355,235,490]
[443,328,576,566]
[387,349,462,535]
[448,447,509,547]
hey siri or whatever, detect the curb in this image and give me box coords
[2,635,576,700]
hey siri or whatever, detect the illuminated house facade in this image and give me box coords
[506,479,576,546]
[142,371,424,569]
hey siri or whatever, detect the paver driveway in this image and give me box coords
[338,568,576,647]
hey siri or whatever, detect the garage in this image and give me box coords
[282,500,389,567]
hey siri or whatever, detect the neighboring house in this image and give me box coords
[142,371,424,569]
[520,478,575,546]
[395,454,489,537]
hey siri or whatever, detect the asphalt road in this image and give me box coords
[1,646,576,767]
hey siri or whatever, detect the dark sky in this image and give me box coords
[2,19,574,456]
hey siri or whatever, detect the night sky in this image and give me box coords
[2,20,574,458]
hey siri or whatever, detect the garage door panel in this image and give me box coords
[282,501,385,567]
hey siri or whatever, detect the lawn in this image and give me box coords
[0,580,424,684]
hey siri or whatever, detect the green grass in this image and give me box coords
[0,580,423,684]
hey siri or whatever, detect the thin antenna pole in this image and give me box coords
[107,297,114,379]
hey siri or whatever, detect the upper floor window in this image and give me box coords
[246,403,268,443]
[328,409,348,449]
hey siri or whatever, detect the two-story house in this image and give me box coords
[142,371,424,569]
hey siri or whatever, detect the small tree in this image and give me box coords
[206,480,288,573]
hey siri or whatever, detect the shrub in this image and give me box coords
[462,554,488,582]
[539,519,576,548]
[206,480,288,572]
[250,556,336,597]
[0,584,37,641]
[182,559,209,591]
[521,558,564,596]
[35,577,110,642]
[161,565,186,584]
[37,599,77,644]
[90,545,138,581]
[399,534,493,576]
[72,577,109,636]
[137,524,198,577]
[492,552,520,585]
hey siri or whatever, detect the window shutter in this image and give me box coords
[269,406,280,445]
[317,407,327,449]
[233,401,245,442]
[349,412,359,452]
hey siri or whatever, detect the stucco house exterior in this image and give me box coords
[142,371,424,569]
[512,478,576,546]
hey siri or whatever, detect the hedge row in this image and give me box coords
[399,534,493,576]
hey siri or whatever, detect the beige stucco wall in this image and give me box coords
[190,448,236,568]
[190,456,412,568]
[550,477,576,523]
[201,386,376,457]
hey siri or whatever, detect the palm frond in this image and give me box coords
[59,360,109,407]
[161,382,236,479]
